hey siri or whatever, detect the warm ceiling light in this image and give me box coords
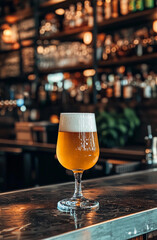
[74,72,81,78]
[21,40,33,47]
[64,72,70,79]
[1,24,10,30]
[153,20,157,33]
[28,74,36,81]
[2,29,13,43]
[98,33,105,42]
[97,0,103,6]
[40,0,66,7]
[45,13,54,20]
[3,29,12,36]
[5,15,18,24]
[55,8,65,15]
[118,66,126,74]
[2,25,18,44]
[12,42,20,49]
[83,69,96,77]
[83,32,93,45]
[50,114,59,124]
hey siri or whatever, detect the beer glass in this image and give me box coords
[56,113,99,211]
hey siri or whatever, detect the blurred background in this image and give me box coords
[0,0,157,192]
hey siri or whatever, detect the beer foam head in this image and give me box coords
[59,113,97,132]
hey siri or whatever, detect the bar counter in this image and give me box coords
[0,138,145,160]
[0,169,157,240]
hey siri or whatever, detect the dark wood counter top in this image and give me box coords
[0,169,157,239]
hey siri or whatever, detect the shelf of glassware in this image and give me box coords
[39,63,93,74]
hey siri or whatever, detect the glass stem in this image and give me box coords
[73,171,83,199]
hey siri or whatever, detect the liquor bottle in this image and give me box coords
[106,74,114,99]
[83,89,90,104]
[120,0,129,15]
[140,27,149,54]
[143,73,152,99]
[97,0,104,23]
[84,0,94,27]
[133,73,143,102]
[129,0,137,12]
[112,0,119,18]
[88,4,94,27]
[144,0,155,8]
[76,88,83,102]
[136,41,143,56]
[146,33,154,54]
[123,76,133,100]
[69,4,76,28]
[63,9,70,29]
[38,85,47,104]
[97,39,103,60]
[114,76,122,99]
[100,74,107,101]
[104,0,112,20]
[150,72,157,98]
[150,27,157,52]
[122,37,130,57]
[133,31,143,56]
[143,81,152,99]
[102,35,113,60]
[136,0,144,11]
[75,2,84,27]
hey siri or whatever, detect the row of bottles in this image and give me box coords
[39,0,157,37]
[97,24,157,61]
[0,0,33,16]
[0,52,20,79]
[98,67,157,102]
[37,66,157,106]
[39,13,60,37]
[97,0,156,22]
[39,1,94,37]
[63,1,94,29]
[37,73,94,105]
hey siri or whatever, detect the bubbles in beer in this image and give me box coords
[57,113,99,171]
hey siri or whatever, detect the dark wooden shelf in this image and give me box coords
[98,53,157,68]
[0,44,35,55]
[0,7,33,25]
[39,0,84,10]
[0,72,35,83]
[0,49,20,54]
[98,8,157,32]
[19,36,35,41]
[39,0,66,8]
[39,63,93,74]
[0,76,22,83]
[39,25,93,40]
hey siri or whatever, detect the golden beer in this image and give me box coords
[57,131,99,171]
[56,113,100,211]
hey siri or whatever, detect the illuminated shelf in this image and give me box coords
[39,63,93,74]
[39,25,93,40]
[98,8,157,31]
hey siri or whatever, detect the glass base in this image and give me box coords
[57,197,99,212]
